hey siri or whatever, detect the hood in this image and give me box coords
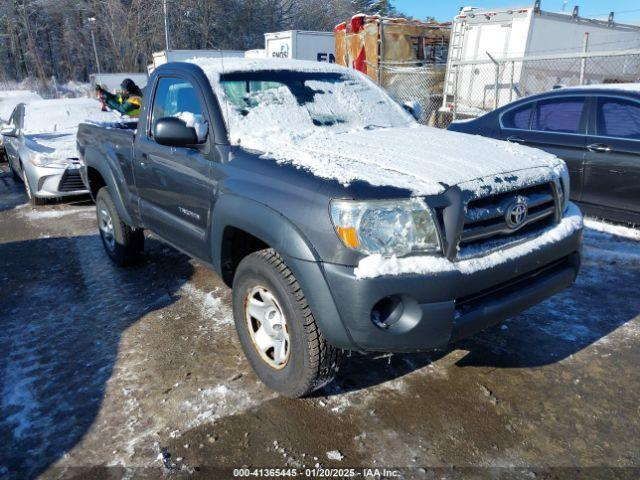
[23,130,78,161]
[243,126,563,197]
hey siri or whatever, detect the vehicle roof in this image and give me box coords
[557,83,640,95]
[185,57,354,78]
[495,83,640,112]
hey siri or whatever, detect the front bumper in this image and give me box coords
[316,223,582,353]
[30,165,89,198]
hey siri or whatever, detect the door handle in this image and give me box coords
[587,143,611,153]
[506,136,525,144]
[139,153,149,168]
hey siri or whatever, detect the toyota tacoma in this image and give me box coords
[77,59,583,397]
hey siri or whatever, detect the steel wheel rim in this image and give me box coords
[244,285,291,370]
[97,200,116,252]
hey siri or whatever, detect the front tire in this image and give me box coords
[23,169,47,205]
[232,249,341,398]
[96,186,144,266]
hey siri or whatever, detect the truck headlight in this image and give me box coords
[330,198,441,257]
[30,153,73,169]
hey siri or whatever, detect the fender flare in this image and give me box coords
[211,194,356,349]
[211,194,318,272]
[84,146,138,228]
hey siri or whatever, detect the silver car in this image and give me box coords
[1,98,114,205]
[1,90,42,162]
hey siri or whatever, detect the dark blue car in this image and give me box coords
[448,85,640,224]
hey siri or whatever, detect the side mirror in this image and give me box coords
[153,117,199,147]
[1,127,17,138]
[403,100,423,121]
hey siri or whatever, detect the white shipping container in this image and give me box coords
[265,31,336,63]
[443,4,640,113]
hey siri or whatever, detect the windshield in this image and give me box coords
[23,99,116,134]
[218,71,414,144]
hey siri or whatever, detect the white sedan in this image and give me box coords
[1,98,119,205]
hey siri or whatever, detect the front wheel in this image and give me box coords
[232,249,341,398]
[23,169,47,205]
[96,186,144,266]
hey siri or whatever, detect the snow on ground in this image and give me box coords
[584,218,640,241]
[0,90,42,121]
[19,206,94,220]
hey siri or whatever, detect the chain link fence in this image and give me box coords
[377,63,447,126]
[441,49,640,125]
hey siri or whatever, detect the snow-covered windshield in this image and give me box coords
[23,98,115,134]
[218,71,414,144]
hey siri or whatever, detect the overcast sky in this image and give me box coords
[393,0,640,23]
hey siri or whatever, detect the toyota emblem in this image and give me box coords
[506,201,528,229]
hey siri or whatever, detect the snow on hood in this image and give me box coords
[23,131,79,161]
[236,126,564,196]
[188,57,564,196]
[19,98,121,162]
[22,98,117,134]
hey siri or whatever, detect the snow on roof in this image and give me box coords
[187,57,352,78]
[23,98,117,134]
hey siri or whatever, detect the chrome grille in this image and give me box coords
[459,183,559,256]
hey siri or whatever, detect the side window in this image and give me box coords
[151,77,208,143]
[502,103,533,130]
[532,97,586,134]
[596,97,640,140]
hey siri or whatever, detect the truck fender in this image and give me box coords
[211,194,356,350]
[84,146,138,228]
[211,194,318,271]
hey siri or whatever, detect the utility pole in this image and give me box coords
[88,17,102,84]
[579,32,589,85]
[163,0,171,51]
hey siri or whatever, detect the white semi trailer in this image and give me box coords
[265,31,336,63]
[442,2,640,115]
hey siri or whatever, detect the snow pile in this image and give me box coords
[355,203,583,279]
[326,450,344,461]
[189,57,564,195]
[0,90,42,121]
[584,218,640,241]
[175,111,208,143]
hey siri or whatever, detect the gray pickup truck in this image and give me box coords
[77,58,583,397]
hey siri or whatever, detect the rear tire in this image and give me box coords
[232,248,341,398]
[96,186,144,266]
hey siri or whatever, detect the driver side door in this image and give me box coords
[134,75,215,262]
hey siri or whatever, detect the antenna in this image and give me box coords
[534,0,541,14]
[608,12,614,26]
[572,6,579,19]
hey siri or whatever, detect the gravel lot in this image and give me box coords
[1,166,639,479]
